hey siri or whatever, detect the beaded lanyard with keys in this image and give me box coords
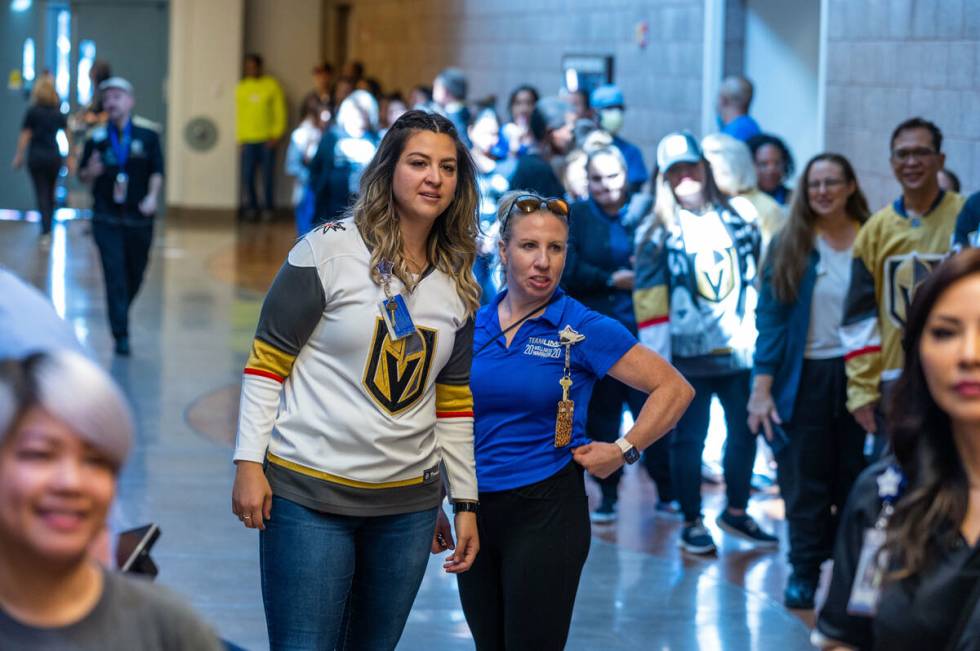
[379,260,397,318]
[555,325,586,448]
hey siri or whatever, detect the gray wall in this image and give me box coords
[824,0,980,209]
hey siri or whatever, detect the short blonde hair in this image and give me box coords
[0,352,133,471]
[337,89,379,133]
[701,133,757,196]
[31,76,60,108]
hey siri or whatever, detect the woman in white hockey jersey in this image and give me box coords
[231,110,481,650]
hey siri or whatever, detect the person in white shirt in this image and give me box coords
[231,110,481,650]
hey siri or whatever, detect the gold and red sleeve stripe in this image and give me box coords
[638,315,669,328]
[435,383,474,418]
[244,338,296,384]
[844,345,881,361]
[633,286,669,327]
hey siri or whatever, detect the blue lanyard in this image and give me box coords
[108,120,132,172]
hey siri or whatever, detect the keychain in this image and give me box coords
[554,325,585,448]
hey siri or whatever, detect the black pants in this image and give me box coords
[457,462,591,651]
[585,375,673,503]
[671,370,755,522]
[92,220,154,340]
[28,154,61,235]
[777,357,866,578]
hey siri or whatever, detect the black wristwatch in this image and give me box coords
[453,501,479,514]
[615,437,640,464]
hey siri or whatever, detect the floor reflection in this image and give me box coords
[0,213,814,649]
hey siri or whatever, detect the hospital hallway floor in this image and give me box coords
[0,211,816,650]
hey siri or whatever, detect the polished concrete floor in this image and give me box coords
[0,212,815,650]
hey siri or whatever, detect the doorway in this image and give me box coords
[743,0,823,181]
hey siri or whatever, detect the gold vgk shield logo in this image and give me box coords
[694,248,737,303]
[362,318,438,415]
[885,253,943,327]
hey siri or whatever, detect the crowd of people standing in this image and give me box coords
[240,56,980,638]
[9,50,980,650]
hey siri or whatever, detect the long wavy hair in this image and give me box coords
[767,153,870,303]
[885,250,980,579]
[352,110,480,315]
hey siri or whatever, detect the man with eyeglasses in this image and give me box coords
[841,117,964,458]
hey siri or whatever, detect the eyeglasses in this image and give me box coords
[509,195,570,218]
[806,178,846,191]
[891,147,938,163]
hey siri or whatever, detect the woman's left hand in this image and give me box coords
[572,442,624,479]
[443,512,479,574]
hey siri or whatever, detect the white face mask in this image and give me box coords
[599,108,625,135]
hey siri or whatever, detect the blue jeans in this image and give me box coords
[260,496,438,650]
[241,142,275,211]
[294,185,315,236]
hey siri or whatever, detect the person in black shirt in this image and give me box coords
[815,249,980,650]
[12,76,71,244]
[78,77,163,357]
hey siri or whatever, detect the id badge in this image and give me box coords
[379,294,416,340]
[113,173,128,204]
[847,527,889,617]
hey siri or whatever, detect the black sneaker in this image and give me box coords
[784,573,817,609]
[716,511,779,547]
[679,519,716,554]
[590,497,617,524]
[114,337,131,357]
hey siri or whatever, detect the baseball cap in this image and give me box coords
[590,84,625,110]
[657,131,702,172]
[99,77,133,94]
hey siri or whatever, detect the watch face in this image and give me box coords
[624,446,640,464]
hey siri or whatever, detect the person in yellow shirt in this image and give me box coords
[236,53,286,220]
[841,117,965,458]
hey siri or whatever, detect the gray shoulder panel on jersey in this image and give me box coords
[255,248,326,357]
[435,317,474,386]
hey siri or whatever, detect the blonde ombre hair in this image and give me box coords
[352,110,481,314]
[31,76,59,108]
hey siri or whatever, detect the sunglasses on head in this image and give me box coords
[508,195,570,218]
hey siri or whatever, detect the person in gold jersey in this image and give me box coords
[841,117,965,459]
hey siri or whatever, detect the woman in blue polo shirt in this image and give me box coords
[452,190,694,650]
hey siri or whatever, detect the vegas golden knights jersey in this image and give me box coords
[233,218,477,516]
[841,191,964,411]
